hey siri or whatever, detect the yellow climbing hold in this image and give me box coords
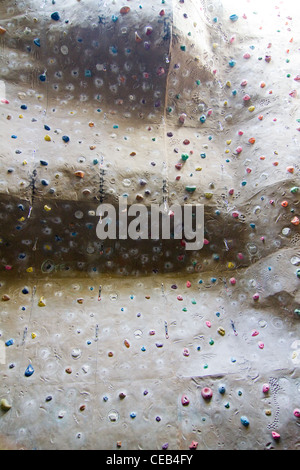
[44,205,51,212]
[0,399,12,411]
[227,262,235,269]
[31,333,37,339]
[26,267,33,273]
[44,134,51,141]
[217,327,226,336]
[38,296,46,307]
[248,106,255,112]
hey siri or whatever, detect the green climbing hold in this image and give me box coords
[185,186,196,193]
[290,186,299,194]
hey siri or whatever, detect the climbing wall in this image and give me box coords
[0,0,300,450]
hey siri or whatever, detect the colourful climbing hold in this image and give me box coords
[51,12,60,21]
[201,387,213,399]
[24,365,34,377]
[120,6,130,14]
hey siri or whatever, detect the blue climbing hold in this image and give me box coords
[34,38,40,47]
[229,14,239,22]
[240,416,249,427]
[51,12,60,21]
[25,365,34,377]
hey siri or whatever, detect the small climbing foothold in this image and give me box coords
[0,399,12,411]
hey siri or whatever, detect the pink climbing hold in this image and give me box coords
[289,90,297,98]
[272,431,280,440]
[179,113,187,124]
[201,387,213,400]
[293,409,300,418]
[189,441,198,450]
[181,394,190,406]
[262,384,270,393]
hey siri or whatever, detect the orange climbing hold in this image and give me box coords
[248,137,256,144]
[120,6,130,14]
[291,216,299,226]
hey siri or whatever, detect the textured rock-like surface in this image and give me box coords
[0,0,299,451]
